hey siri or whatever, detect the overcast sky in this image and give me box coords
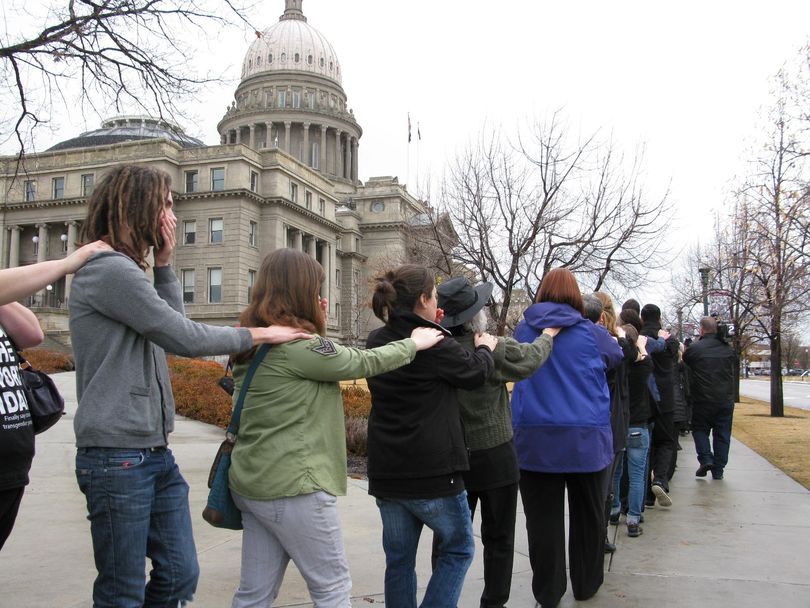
[9,0,810,317]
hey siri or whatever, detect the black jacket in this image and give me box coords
[628,356,655,426]
[607,336,636,452]
[683,333,736,404]
[640,321,680,413]
[365,310,495,497]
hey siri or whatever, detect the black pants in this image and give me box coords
[647,410,676,493]
[519,469,607,607]
[467,483,519,608]
[0,486,25,551]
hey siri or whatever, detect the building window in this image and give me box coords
[181,269,195,303]
[355,237,361,252]
[183,220,196,245]
[248,221,257,247]
[81,174,95,197]
[185,170,198,193]
[311,142,319,169]
[307,54,313,65]
[268,53,273,63]
[211,168,225,191]
[24,180,36,202]
[209,218,223,244]
[294,52,300,63]
[52,177,65,199]
[208,268,222,303]
[320,57,324,67]
[305,191,312,210]
[290,182,298,203]
[250,171,259,192]
[335,302,340,322]
[292,90,300,108]
[277,90,286,108]
[319,198,325,215]
[307,91,315,109]
[335,268,340,284]
[247,270,256,301]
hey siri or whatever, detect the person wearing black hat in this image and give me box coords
[436,277,560,608]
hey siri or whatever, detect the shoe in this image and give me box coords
[645,497,656,507]
[696,463,714,477]
[712,470,724,480]
[609,511,620,525]
[627,522,643,537]
[640,514,645,523]
[651,481,672,507]
[604,539,616,553]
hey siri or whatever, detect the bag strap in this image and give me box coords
[4,335,29,369]
[226,344,270,437]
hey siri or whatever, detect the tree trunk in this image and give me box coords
[769,334,785,417]
[733,338,741,403]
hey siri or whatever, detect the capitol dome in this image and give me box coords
[241,0,341,85]
[48,115,203,151]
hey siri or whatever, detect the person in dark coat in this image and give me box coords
[436,277,559,608]
[640,303,680,507]
[683,316,736,480]
[366,265,498,608]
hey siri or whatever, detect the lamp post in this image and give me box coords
[698,265,711,317]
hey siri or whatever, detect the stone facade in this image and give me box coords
[0,1,427,344]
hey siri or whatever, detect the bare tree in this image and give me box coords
[432,113,674,335]
[0,0,253,165]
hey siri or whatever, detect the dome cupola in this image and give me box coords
[241,0,342,86]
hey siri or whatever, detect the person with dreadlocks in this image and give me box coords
[69,164,312,608]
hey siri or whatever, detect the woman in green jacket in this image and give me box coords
[229,248,443,608]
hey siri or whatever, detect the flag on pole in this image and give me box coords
[417,122,421,141]
[408,113,412,143]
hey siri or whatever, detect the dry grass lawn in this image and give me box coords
[732,397,810,490]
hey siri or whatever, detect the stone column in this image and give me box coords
[306,235,316,259]
[284,121,292,154]
[249,124,256,149]
[334,130,343,176]
[293,229,303,251]
[36,224,48,263]
[64,221,78,300]
[352,138,359,182]
[303,123,310,165]
[320,125,328,170]
[8,226,21,269]
[345,137,353,182]
[235,127,242,145]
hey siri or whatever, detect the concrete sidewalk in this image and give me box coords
[4,372,810,607]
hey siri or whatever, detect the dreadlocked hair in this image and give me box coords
[80,164,170,269]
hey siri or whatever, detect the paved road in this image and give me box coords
[740,378,810,411]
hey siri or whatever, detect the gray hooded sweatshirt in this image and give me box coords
[69,251,252,448]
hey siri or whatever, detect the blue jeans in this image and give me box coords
[376,492,475,608]
[692,400,734,474]
[612,427,650,524]
[76,447,199,608]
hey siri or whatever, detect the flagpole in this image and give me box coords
[406,112,411,190]
[416,122,420,195]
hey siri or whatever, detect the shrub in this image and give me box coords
[345,416,368,457]
[168,356,232,428]
[21,348,74,372]
[342,385,371,418]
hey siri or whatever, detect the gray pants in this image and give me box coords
[232,491,352,608]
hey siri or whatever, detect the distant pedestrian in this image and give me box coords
[683,317,736,480]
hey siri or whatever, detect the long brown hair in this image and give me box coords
[535,268,584,315]
[81,164,170,269]
[371,264,434,323]
[595,291,618,337]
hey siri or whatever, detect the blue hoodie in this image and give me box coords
[512,302,623,473]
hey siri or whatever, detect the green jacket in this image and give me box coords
[229,335,417,501]
[456,332,553,450]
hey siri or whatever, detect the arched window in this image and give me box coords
[319,57,324,67]
[329,61,333,71]
[268,53,273,63]
[307,54,313,65]
[294,52,300,63]
[281,52,287,62]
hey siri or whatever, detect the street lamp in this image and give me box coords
[698,265,711,317]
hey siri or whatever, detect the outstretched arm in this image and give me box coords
[0,241,111,306]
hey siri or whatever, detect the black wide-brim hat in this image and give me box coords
[437,277,494,328]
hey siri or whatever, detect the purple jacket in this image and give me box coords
[512,302,623,473]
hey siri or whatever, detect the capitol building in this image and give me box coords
[0,0,429,344]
